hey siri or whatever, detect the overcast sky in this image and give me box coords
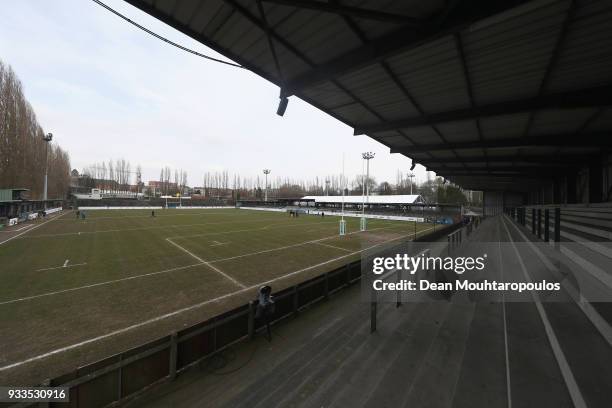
[1,0,430,186]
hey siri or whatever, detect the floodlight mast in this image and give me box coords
[360,152,374,231]
[408,172,415,195]
[263,169,271,202]
[42,133,53,206]
[339,154,346,236]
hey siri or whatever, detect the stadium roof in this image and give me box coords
[302,194,425,205]
[125,0,612,193]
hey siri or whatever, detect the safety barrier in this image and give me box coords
[447,217,481,254]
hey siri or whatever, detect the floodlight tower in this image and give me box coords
[263,169,271,202]
[340,155,346,236]
[360,152,375,231]
[325,178,330,196]
[42,133,53,206]
[408,172,415,195]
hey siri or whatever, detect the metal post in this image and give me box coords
[40,379,51,408]
[43,141,49,204]
[396,268,402,308]
[346,263,351,284]
[370,288,377,333]
[248,301,255,340]
[293,286,299,315]
[554,207,561,244]
[169,332,177,380]
[544,209,550,242]
[324,273,329,299]
[42,133,53,207]
[117,354,123,400]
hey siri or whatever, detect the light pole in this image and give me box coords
[408,172,415,195]
[263,169,271,202]
[361,152,375,231]
[42,133,53,206]
[325,178,330,196]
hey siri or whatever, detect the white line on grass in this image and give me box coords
[165,220,337,240]
[1,223,431,305]
[0,263,202,305]
[206,227,376,263]
[21,217,286,239]
[165,238,246,289]
[0,230,417,372]
[37,263,88,272]
[0,211,71,246]
[312,242,354,253]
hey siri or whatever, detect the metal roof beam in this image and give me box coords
[283,0,528,96]
[390,131,612,153]
[435,171,570,179]
[260,0,424,25]
[426,165,573,172]
[414,154,595,164]
[355,85,612,134]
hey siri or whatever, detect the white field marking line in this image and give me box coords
[0,211,71,245]
[500,217,587,408]
[2,222,427,305]
[3,222,337,304]
[13,224,34,232]
[0,229,417,372]
[505,215,612,348]
[210,241,229,247]
[165,238,246,289]
[1,263,202,306]
[312,242,353,253]
[206,226,384,264]
[56,211,237,221]
[167,220,338,240]
[496,220,512,408]
[37,263,88,272]
[20,217,286,239]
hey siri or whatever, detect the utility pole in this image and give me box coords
[42,133,53,207]
[361,152,375,231]
[263,169,271,202]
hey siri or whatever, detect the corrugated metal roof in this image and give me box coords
[302,194,425,204]
[125,0,612,192]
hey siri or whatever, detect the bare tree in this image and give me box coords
[0,59,71,198]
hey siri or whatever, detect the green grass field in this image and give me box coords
[0,208,434,384]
